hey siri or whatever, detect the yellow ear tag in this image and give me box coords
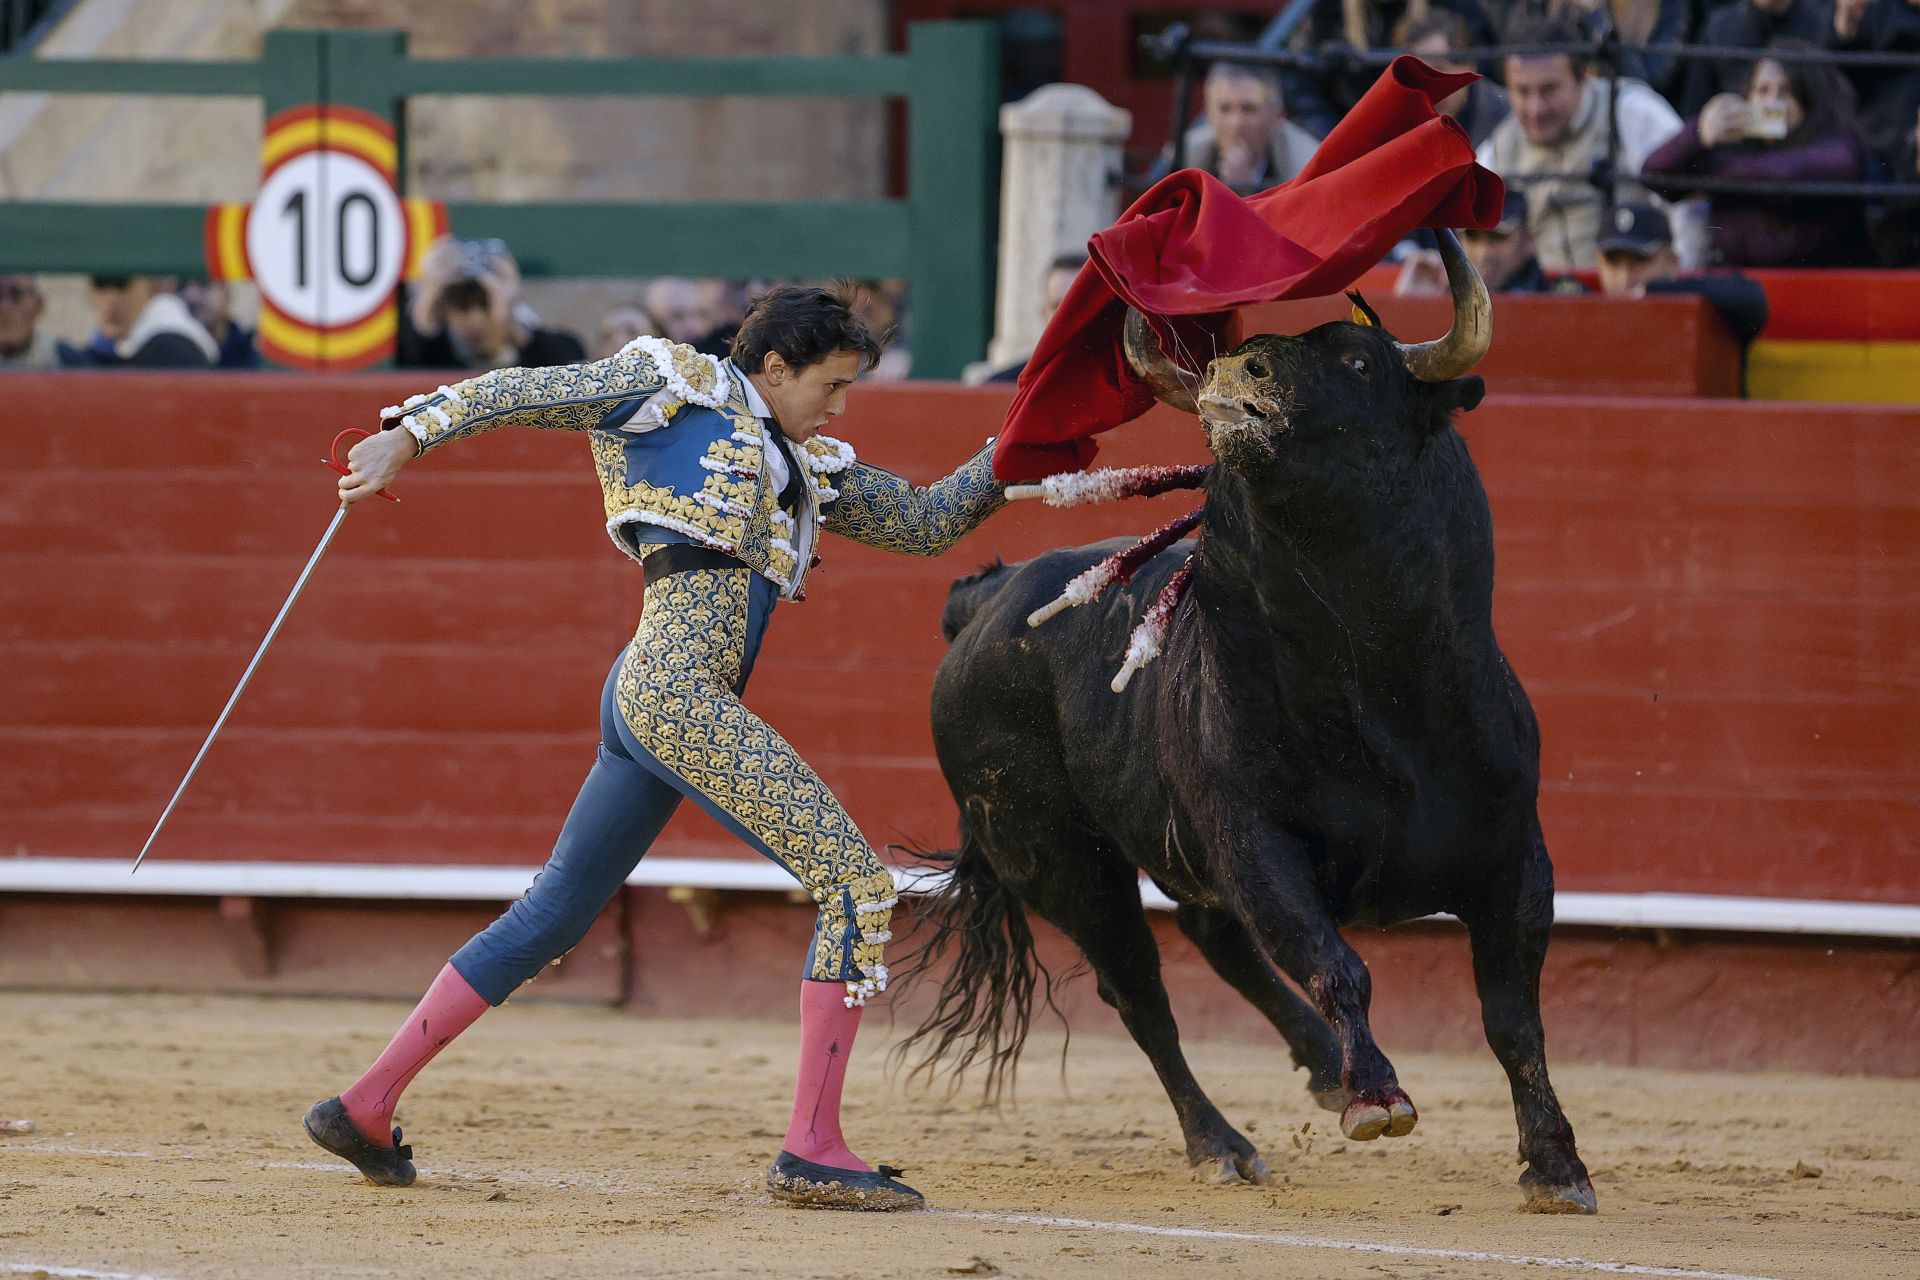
[1346,291,1377,327]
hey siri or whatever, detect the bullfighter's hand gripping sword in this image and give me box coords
[130,428,399,873]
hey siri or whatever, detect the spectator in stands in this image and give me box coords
[703,280,749,356]
[177,279,259,369]
[1871,91,1920,263]
[1681,0,1830,114]
[1645,44,1873,265]
[1479,15,1688,270]
[850,279,911,380]
[1546,0,1695,99]
[1594,201,1770,379]
[1404,187,1574,292]
[642,276,742,358]
[0,274,56,369]
[983,252,1085,384]
[1394,10,1510,146]
[1152,62,1320,194]
[1828,0,1920,156]
[400,236,585,370]
[58,276,216,369]
[593,304,656,361]
[1282,0,1501,139]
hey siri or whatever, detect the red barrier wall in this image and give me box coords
[2,372,1915,908]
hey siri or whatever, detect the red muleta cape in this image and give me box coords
[991,57,1506,484]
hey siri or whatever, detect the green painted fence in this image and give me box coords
[0,23,997,377]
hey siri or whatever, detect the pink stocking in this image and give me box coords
[781,979,868,1170]
[339,963,490,1147]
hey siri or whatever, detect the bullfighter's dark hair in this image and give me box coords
[731,283,885,374]
[1499,14,1589,75]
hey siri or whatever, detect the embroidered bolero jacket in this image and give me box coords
[383,337,1006,600]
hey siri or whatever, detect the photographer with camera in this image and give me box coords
[1644,41,1872,266]
[400,234,585,370]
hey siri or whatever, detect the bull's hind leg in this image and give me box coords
[1462,838,1596,1214]
[1025,860,1271,1185]
[1173,904,1348,1112]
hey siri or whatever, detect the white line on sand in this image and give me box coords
[932,1211,1792,1280]
[14,1144,1793,1280]
[3,1265,177,1280]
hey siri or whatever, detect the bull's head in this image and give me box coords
[1125,230,1490,477]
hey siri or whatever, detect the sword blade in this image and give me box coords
[132,504,353,872]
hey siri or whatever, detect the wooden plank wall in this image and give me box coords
[1,368,1913,906]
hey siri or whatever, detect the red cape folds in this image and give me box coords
[991,57,1505,483]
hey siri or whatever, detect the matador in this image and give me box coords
[303,286,1005,1210]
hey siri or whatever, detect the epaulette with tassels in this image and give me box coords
[1006,464,1208,693]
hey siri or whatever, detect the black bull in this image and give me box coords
[901,271,1597,1214]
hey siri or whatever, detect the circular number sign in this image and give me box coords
[246,147,406,329]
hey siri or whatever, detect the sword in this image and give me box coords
[131,428,400,872]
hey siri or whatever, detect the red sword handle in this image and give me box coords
[325,427,402,503]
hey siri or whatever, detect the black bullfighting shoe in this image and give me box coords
[765,1151,925,1211]
[302,1096,417,1187]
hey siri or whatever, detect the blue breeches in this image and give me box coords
[449,564,896,1008]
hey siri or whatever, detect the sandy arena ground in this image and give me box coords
[1,991,1915,1280]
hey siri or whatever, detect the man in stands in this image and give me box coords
[1478,16,1689,271]
[1594,200,1769,386]
[178,279,259,369]
[0,274,56,369]
[58,276,216,369]
[642,276,742,357]
[983,251,1085,384]
[1401,188,1573,294]
[1151,61,1320,195]
[1395,10,1509,146]
[1829,0,1920,156]
[401,235,585,370]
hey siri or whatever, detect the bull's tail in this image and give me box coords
[940,557,1010,642]
[890,818,1060,1102]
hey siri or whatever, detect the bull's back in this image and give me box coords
[931,540,1191,817]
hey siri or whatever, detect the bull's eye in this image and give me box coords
[1342,354,1369,376]
[1246,358,1270,380]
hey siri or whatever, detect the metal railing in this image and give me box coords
[1146,26,1920,208]
[0,23,998,376]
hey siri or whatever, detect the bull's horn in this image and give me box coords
[1394,229,1491,383]
[1123,308,1200,414]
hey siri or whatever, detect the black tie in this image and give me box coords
[764,418,804,514]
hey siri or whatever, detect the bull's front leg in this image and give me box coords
[1461,834,1596,1213]
[1211,839,1417,1142]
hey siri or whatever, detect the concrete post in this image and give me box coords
[984,83,1130,370]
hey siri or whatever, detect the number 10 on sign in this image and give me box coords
[204,105,446,370]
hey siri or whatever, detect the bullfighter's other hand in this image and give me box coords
[338,425,418,506]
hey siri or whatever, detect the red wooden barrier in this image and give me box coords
[1240,292,1745,397]
[1,372,1914,907]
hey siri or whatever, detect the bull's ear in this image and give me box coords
[1433,375,1485,415]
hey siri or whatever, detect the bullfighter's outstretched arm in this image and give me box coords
[821,441,1007,557]
[380,337,723,455]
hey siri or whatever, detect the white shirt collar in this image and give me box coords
[726,358,774,422]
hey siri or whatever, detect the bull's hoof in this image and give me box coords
[1310,1083,1353,1114]
[1193,1150,1271,1186]
[1519,1171,1598,1214]
[1339,1089,1418,1141]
